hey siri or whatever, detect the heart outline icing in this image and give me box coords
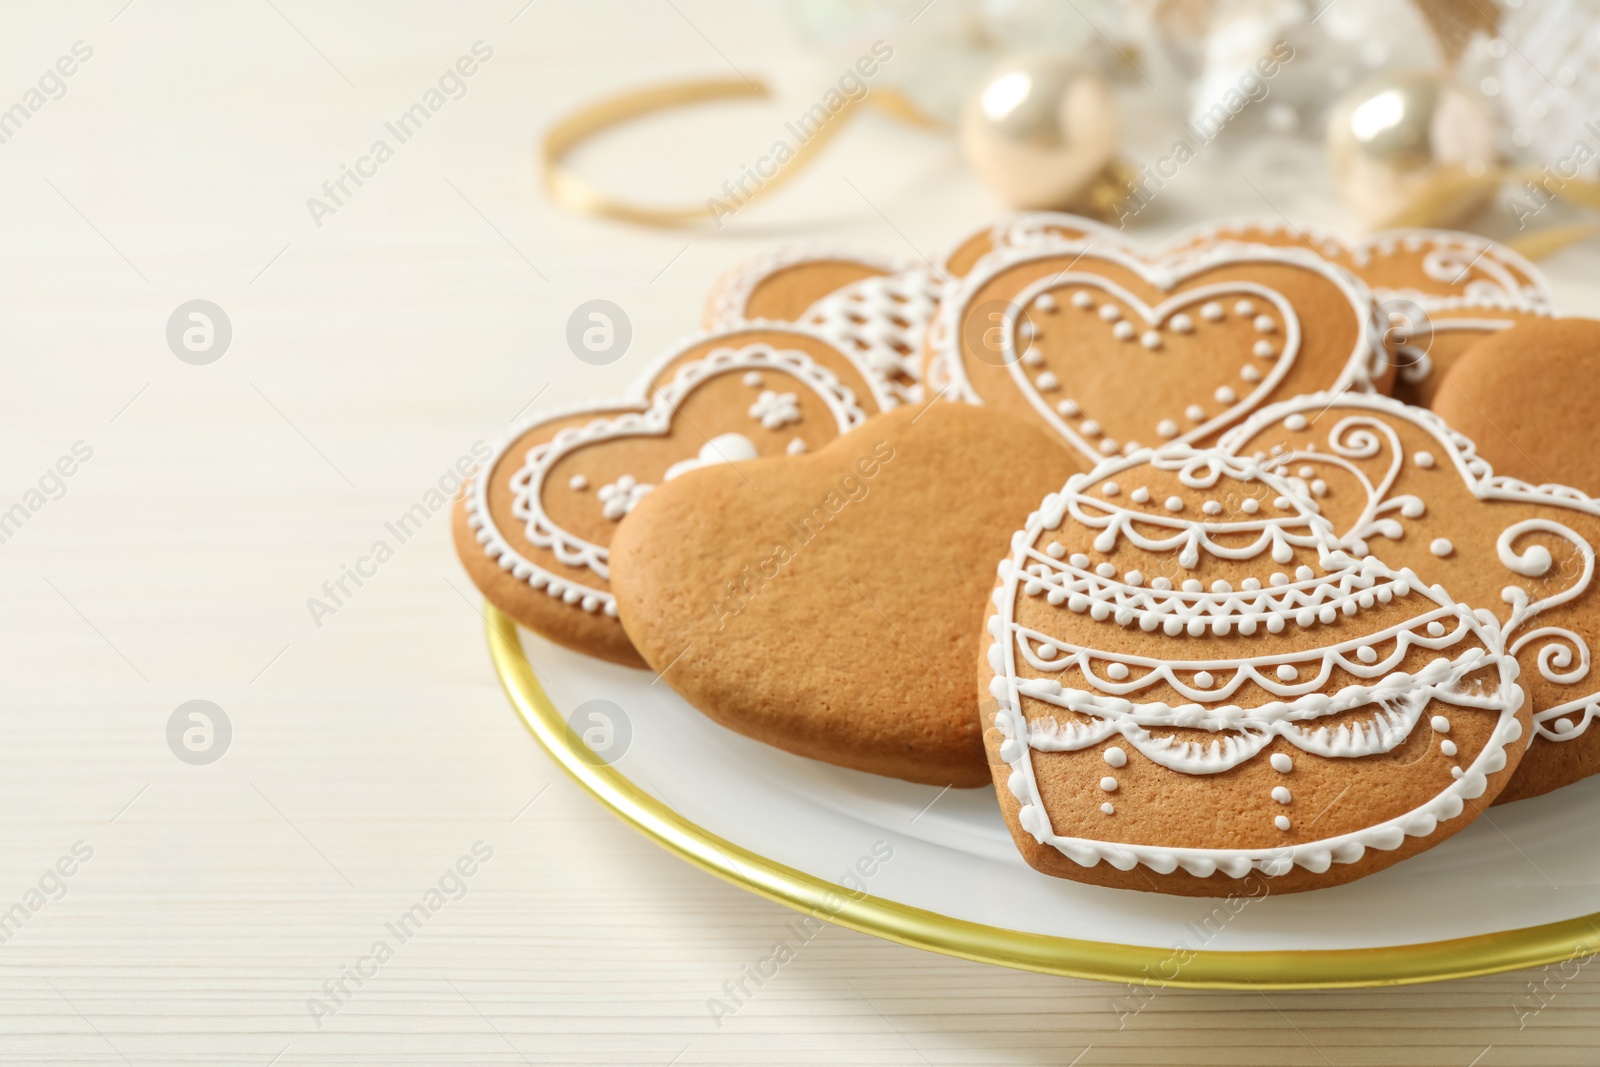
[1219,391,1600,746]
[927,242,1383,455]
[465,337,876,618]
[987,447,1524,877]
[1000,276,1300,459]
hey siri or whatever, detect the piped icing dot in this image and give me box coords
[1017,320,1035,341]
[1194,671,1214,688]
[1106,662,1130,680]
[1284,413,1309,431]
[1046,541,1066,559]
[1270,753,1293,773]
[1113,320,1136,341]
[1273,496,1291,510]
[1234,299,1256,316]
[1200,301,1224,320]
[568,474,588,491]
[1072,290,1094,309]
[1357,645,1378,663]
[1170,313,1194,333]
[743,371,762,387]
[1157,419,1179,438]
[1451,766,1464,779]
[1441,739,1458,756]
[1253,314,1276,333]
[1275,815,1292,831]
[1035,371,1059,390]
[1098,440,1118,455]
[1095,562,1116,578]
[1271,786,1291,804]
[1131,487,1151,504]
[1103,746,1128,768]
[1141,330,1162,350]
[1186,405,1206,422]
[1080,419,1102,437]
[1099,304,1122,322]
[1430,538,1453,557]
[1150,577,1172,590]
[1164,496,1183,512]
[1295,565,1314,581]
[1202,500,1222,515]
[1297,465,1315,479]
[1102,481,1120,496]
[1242,365,1262,381]
[1253,340,1276,358]
[1101,802,1115,815]
[1035,293,1058,312]
[1310,479,1327,497]
[1069,553,1090,568]
[1099,776,1118,792]
[1021,347,1044,368]
[1241,498,1260,514]
[1182,579,1203,593]
[1276,664,1298,682]
[1556,719,1576,734]
[787,438,807,455]
[1214,386,1236,404]
[1427,620,1446,637]
[1430,715,1451,734]
[1124,570,1144,585]
[1415,451,1435,468]
[1401,499,1425,518]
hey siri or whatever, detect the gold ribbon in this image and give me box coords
[541,76,1133,229]
[542,77,940,228]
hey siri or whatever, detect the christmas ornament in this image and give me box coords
[959,52,1119,210]
[1326,69,1498,226]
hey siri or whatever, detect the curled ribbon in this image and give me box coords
[541,75,1134,229]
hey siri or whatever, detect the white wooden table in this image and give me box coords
[4,2,1600,1063]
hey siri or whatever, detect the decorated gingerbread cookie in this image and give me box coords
[983,448,1527,895]
[1168,218,1555,311]
[1432,318,1600,495]
[453,325,893,666]
[929,242,1385,464]
[609,403,1084,786]
[704,246,937,403]
[1222,391,1600,802]
[940,213,1126,281]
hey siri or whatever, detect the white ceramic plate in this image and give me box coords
[491,610,1600,987]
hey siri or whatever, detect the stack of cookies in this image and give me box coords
[454,213,1600,896]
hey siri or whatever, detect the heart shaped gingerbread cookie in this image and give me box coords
[704,245,937,403]
[1433,317,1600,494]
[1220,391,1600,802]
[453,325,893,666]
[983,448,1527,894]
[610,403,1083,785]
[929,242,1384,463]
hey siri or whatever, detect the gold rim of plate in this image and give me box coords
[486,605,1600,989]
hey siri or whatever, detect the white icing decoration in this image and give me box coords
[1275,816,1292,831]
[988,447,1524,878]
[1270,753,1293,772]
[1104,746,1127,768]
[1271,787,1291,804]
[931,241,1378,461]
[1235,299,1256,316]
[743,371,762,387]
[1099,776,1118,792]
[568,475,588,491]
[663,433,760,481]
[1430,538,1453,557]
[1101,802,1116,815]
[798,266,940,406]
[749,390,802,430]
[786,437,807,455]
[1113,321,1135,341]
[1057,398,1080,417]
[1141,330,1162,350]
[1220,390,1600,744]
[1441,739,1457,756]
[468,339,873,618]
[1431,715,1450,733]
[598,475,651,520]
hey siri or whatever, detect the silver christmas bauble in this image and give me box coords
[1326,69,1498,226]
[959,52,1118,210]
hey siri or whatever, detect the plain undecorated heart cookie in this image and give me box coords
[929,242,1385,464]
[1221,391,1600,802]
[454,325,893,666]
[610,403,1084,786]
[1432,318,1600,495]
[704,245,937,403]
[983,448,1527,895]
